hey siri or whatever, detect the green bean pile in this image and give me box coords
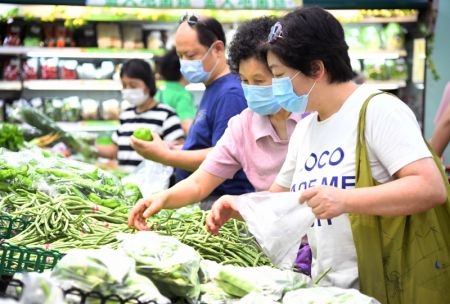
[0,189,132,252]
[149,209,273,267]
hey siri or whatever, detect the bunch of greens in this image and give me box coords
[0,123,25,152]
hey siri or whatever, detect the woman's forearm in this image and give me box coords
[164,169,226,209]
[344,159,446,216]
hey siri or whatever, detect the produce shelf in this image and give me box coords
[0,47,164,59]
[0,81,21,91]
[57,120,119,132]
[365,80,407,90]
[22,79,122,91]
[20,79,205,92]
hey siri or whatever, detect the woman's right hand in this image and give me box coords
[128,192,168,230]
[206,195,241,235]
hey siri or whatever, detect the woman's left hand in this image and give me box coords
[299,185,347,219]
[130,132,170,163]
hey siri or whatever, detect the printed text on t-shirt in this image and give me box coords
[290,147,356,227]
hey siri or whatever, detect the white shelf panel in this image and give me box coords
[0,81,22,91]
[349,49,407,60]
[365,80,406,90]
[57,121,119,132]
[0,47,156,59]
[23,80,122,91]
[185,83,206,92]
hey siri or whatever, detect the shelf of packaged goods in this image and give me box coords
[0,47,164,59]
[349,49,407,60]
[57,121,119,133]
[0,81,22,91]
[22,79,122,91]
[365,80,407,90]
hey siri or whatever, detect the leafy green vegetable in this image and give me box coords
[0,123,25,152]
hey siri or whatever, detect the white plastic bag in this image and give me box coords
[15,272,65,304]
[200,260,311,301]
[119,231,201,302]
[122,160,173,197]
[236,192,315,269]
[282,287,381,304]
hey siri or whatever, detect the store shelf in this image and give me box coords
[23,80,121,91]
[365,80,407,90]
[185,83,206,92]
[349,49,407,60]
[0,47,164,59]
[57,121,119,132]
[0,81,22,91]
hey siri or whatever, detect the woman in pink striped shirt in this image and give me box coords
[128,17,310,273]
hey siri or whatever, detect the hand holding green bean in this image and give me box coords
[128,192,168,230]
[206,195,241,235]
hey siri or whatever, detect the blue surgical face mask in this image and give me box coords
[179,43,219,84]
[242,84,281,115]
[272,71,316,113]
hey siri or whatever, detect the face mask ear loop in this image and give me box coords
[307,81,317,95]
[201,41,217,62]
[290,71,301,81]
[202,42,220,83]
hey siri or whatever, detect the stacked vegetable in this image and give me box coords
[149,208,273,268]
[0,148,138,252]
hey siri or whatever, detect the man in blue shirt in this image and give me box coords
[131,14,254,204]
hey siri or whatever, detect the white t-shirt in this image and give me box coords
[275,84,431,289]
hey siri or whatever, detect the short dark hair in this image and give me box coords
[156,48,182,82]
[228,16,278,74]
[183,16,226,48]
[268,7,353,83]
[120,59,157,97]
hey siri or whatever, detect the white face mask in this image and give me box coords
[121,88,149,107]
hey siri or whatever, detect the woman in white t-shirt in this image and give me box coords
[206,6,447,295]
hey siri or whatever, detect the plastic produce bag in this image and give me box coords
[200,260,311,301]
[282,287,381,304]
[237,292,279,304]
[51,248,134,293]
[119,231,201,302]
[13,272,65,304]
[51,248,170,304]
[122,160,173,197]
[236,192,315,269]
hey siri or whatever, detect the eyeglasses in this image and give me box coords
[268,22,284,44]
[179,13,200,26]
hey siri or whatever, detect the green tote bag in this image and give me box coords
[349,92,450,304]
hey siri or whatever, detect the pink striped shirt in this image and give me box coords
[201,108,303,191]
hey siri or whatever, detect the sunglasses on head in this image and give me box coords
[180,13,201,26]
[268,21,284,44]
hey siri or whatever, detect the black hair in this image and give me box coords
[228,16,278,74]
[120,59,157,97]
[187,17,226,48]
[268,7,353,83]
[156,48,182,82]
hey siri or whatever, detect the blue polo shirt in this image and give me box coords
[175,73,255,196]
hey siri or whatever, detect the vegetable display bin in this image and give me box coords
[0,243,63,275]
[0,215,30,239]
